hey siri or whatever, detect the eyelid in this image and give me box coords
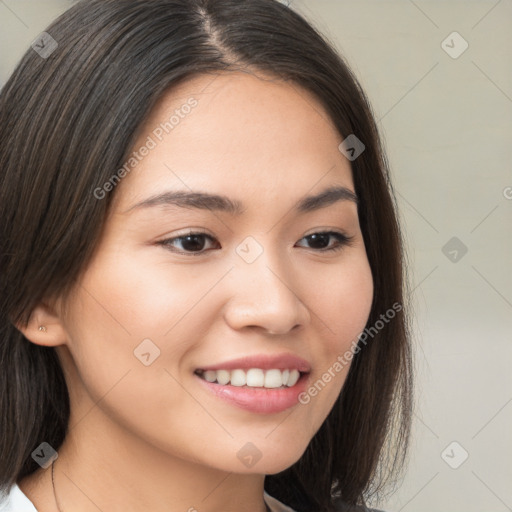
[302,226,351,238]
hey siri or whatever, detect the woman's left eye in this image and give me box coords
[296,231,355,252]
[157,230,354,256]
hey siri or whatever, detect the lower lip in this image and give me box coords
[195,372,310,414]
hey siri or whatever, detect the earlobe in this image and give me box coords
[15,303,68,348]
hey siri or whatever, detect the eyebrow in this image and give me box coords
[124,184,358,215]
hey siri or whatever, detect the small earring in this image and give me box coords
[38,326,47,332]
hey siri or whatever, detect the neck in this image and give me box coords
[50,406,268,512]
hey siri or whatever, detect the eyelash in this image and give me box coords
[157,230,355,256]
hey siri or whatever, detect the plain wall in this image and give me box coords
[1,1,511,511]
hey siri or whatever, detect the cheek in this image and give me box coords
[293,250,373,426]
[61,265,211,457]
[72,244,216,340]
[300,249,374,357]
[60,247,224,417]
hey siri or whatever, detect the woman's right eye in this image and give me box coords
[158,232,219,256]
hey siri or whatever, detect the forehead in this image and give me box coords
[113,70,354,211]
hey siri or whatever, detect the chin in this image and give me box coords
[244,446,307,475]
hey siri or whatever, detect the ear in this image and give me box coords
[16,301,68,348]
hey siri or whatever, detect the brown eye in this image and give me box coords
[296,231,354,252]
[159,232,219,255]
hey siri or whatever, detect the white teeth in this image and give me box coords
[197,368,303,388]
[264,369,284,388]
[287,369,300,387]
[246,368,265,387]
[203,370,217,383]
[230,369,246,387]
[216,369,230,385]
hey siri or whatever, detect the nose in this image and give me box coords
[223,247,311,336]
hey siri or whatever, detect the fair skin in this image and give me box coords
[18,70,373,512]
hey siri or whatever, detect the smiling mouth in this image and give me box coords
[194,368,305,389]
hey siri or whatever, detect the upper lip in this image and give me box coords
[196,353,311,373]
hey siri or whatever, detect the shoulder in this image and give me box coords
[264,491,386,512]
[0,483,38,511]
[264,490,298,511]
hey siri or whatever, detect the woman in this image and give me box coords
[0,1,413,511]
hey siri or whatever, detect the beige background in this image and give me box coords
[1,1,511,510]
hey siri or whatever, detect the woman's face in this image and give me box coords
[56,70,373,475]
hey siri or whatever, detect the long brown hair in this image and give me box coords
[0,1,413,510]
